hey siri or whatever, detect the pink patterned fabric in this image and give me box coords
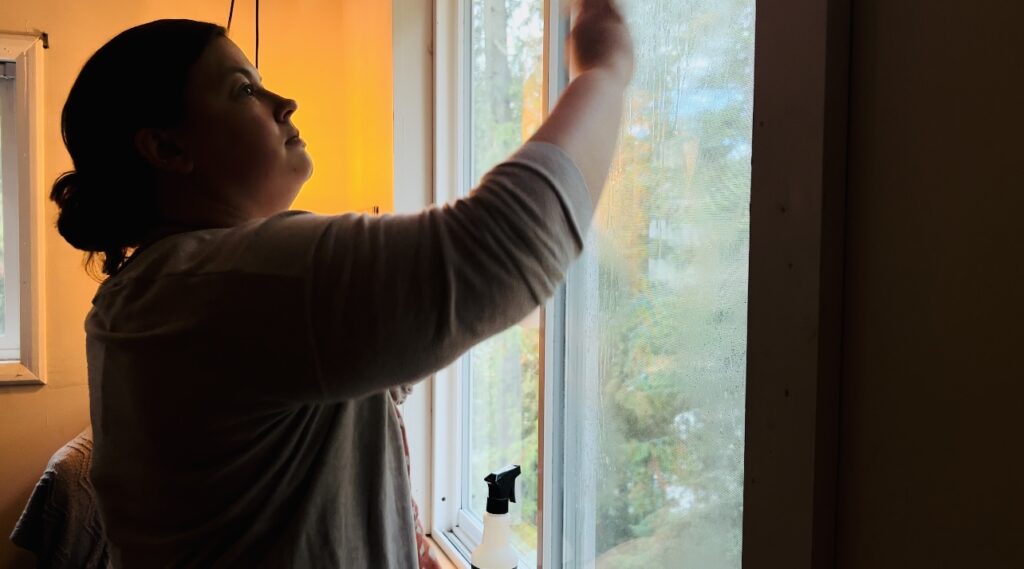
[391,387,442,569]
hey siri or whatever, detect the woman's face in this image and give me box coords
[173,36,312,221]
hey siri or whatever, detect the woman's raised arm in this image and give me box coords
[302,1,633,401]
[531,0,634,204]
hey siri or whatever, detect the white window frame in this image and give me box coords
[0,32,47,385]
[399,0,851,566]
[392,0,437,538]
[430,3,570,565]
[0,60,22,360]
[430,0,473,564]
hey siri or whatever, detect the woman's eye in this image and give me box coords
[240,84,256,97]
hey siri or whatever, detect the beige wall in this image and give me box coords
[837,1,1023,567]
[0,1,392,566]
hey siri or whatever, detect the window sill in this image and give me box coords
[427,535,462,569]
[0,362,44,385]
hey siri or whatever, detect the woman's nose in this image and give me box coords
[275,94,298,123]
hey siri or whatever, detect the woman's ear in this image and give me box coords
[133,128,194,174]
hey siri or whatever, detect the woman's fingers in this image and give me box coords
[529,0,633,205]
[569,0,634,84]
[578,0,610,11]
[577,0,624,18]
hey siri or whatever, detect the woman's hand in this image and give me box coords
[569,0,635,86]
[529,0,633,202]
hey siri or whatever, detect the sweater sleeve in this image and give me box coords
[307,141,592,401]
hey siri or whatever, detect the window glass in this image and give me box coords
[568,0,755,566]
[0,76,11,336]
[465,0,545,564]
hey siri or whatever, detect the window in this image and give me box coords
[429,0,850,567]
[561,0,754,564]
[460,0,546,564]
[0,60,23,361]
[439,1,753,564]
[0,32,47,384]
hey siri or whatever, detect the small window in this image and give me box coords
[0,32,47,385]
[0,60,23,361]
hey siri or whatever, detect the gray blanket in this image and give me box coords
[10,428,111,569]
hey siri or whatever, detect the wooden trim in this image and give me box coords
[393,0,437,533]
[0,32,37,58]
[0,362,41,384]
[393,0,435,215]
[20,36,48,385]
[742,0,851,567]
[430,0,468,540]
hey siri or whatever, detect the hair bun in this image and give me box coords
[50,170,120,253]
[52,19,226,277]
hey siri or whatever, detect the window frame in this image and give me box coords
[429,2,563,566]
[740,0,850,565]
[0,32,47,385]
[414,0,852,566]
[392,0,437,538]
[430,0,474,563]
[0,63,23,360]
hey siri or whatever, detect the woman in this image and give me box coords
[54,1,632,567]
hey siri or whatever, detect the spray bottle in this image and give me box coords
[470,464,522,569]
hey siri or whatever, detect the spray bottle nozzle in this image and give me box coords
[484,464,521,515]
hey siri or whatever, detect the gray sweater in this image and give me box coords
[85,142,592,568]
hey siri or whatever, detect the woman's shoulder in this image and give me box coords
[95,210,334,297]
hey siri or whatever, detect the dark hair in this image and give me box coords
[51,19,226,278]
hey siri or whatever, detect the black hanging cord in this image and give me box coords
[255,0,261,69]
[225,0,259,69]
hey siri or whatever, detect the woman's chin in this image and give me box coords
[303,157,314,182]
[290,152,314,183]
[299,151,313,180]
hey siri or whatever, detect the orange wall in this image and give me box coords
[233,0,395,215]
[0,1,392,566]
